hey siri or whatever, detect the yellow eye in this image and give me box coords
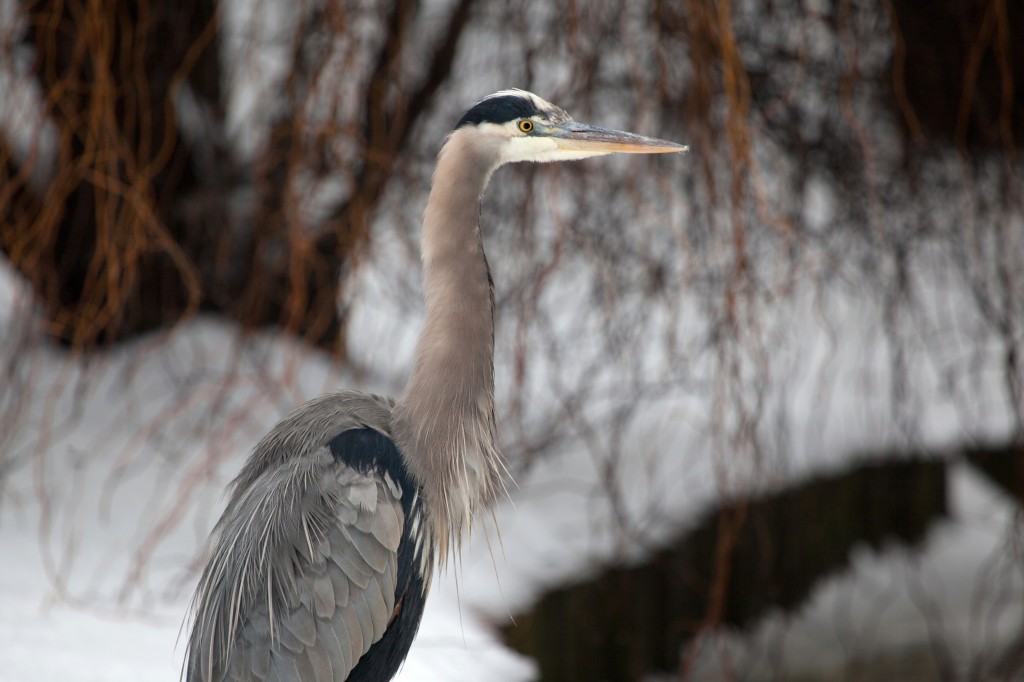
[518,119,534,133]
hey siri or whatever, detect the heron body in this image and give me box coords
[185,90,686,681]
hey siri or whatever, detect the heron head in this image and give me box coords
[452,89,688,166]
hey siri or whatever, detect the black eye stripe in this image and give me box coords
[455,95,539,129]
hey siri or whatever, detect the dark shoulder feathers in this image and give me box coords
[327,427,429,682]
[328,427,409,489]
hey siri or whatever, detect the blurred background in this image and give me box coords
[1,0,1022,680]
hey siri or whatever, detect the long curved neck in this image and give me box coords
[392,131,505,556]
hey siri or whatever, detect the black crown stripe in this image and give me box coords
[455,95,539,129]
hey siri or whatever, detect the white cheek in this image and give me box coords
[499,135,614,165]
[499,136,559,164]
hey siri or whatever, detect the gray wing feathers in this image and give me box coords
[312,572,335,618]
[365,499,402,547]
[188,442,405,682]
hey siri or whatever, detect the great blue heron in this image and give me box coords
[185,89,686,681]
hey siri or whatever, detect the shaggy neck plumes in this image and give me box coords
[391,130,507,557]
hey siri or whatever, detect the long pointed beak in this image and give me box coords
[551,121,688,155]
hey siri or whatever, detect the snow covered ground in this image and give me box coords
[3,229,1022,681]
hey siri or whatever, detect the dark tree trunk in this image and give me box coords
[887,0,1024,150]
[2,0,224,347]
[0,0,475,355]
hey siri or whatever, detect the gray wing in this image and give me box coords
[186,448,405,682]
